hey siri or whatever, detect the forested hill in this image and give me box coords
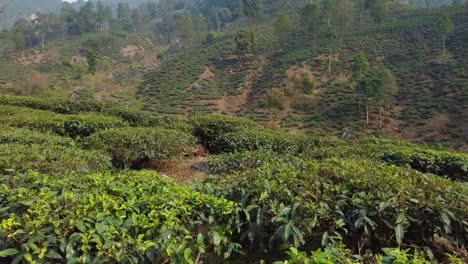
[0,0,467,149]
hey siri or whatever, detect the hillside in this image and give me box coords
[1,3,467,149]
[137,7,468,148]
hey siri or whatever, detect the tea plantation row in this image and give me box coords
[0,96,466,263]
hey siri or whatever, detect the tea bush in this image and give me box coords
[0,105,127,138]
[0,95,192,131]
[208,151,306,174]
[194,155,468,256]
[0,127,74,146]
[0,94,105,114]
[62,115,127,138]
[83,127,196,168]
[381,148,468,181]
[273,246,459,264]
[0,144,111,175]
[0,170,239,263]
[190,115,260,153]
[218,129,320,154]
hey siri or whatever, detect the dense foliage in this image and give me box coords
[0,170,238,263]
[0,99,466,263]
[83,127,196,168]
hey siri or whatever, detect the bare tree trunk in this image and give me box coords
[328,47,332,76]
[443,36,446,57]
[366,103,369,127]
[379,100,382,130]
[340,31,343,47]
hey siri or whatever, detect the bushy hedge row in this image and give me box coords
[0,105,127,138]
[0,94,106,114]
[0,127,74,146]
[0,144,111,175]
[0,95,192,130]
[274,246,455,264]
[0,171,238,263]
[190,115,260,153]
[83,127,196,168]
[194,154,468,257]
[208,151,306,174]
[381,148,468,181]
[219,129,320,154]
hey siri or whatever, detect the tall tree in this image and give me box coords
[87,50,97,90]
[274,12,292,44]
[243,0,263,26]
[78,1,97,33]
[378,68,398,129]
[368,0,389,23]
[97,1,113,35]
[117,3,132,32]
[175,16,194,50]
[62,59,72,84]
[333,0,353,46]
[61,2,81,35]
[300,3,321,46]
[235,29,256,58]
[357,68,382,126]
[352,54,370,114]
[438,14,454,58]
[325,28,338,76]
[35,13,50,48]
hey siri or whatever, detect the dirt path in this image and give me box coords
[152,156,210,185]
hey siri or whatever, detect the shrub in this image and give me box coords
[62,115,127,138]
[218,129,320,154]
[0,144,111,175]
[208,151,306,174]
[381,148,468,181]
[194,156,468,257]
[0,94,105,114]
[0,170,238,263]
[0,105,127,137]
[0,127,74,146]
[83,127,196,168]
[190,115,260,153]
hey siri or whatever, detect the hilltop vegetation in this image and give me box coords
[0,95,466,263]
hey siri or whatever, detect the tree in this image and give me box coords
[368,0,389,23]
[321,0,335,27]
[97,1,113,35]
[352,54,370,114]
[333,0,353,46]
[175,16,194,50]
[438,15,454,58]
[194,14,208,44]
[131,9,143,32]
[378,68,398,129]
[352,54,370,81]
[274,13,292,44]
[235,29,256,58]
[78,1,97,33]
[243,0,263,26]
[61,2,81,35]
[87,50,97,89]
[300,3,321,45]
[325,28,338,76]
[35,13,49,48]
[356,68,382,127]
[117,3,132,32]
[62,59,72,84]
